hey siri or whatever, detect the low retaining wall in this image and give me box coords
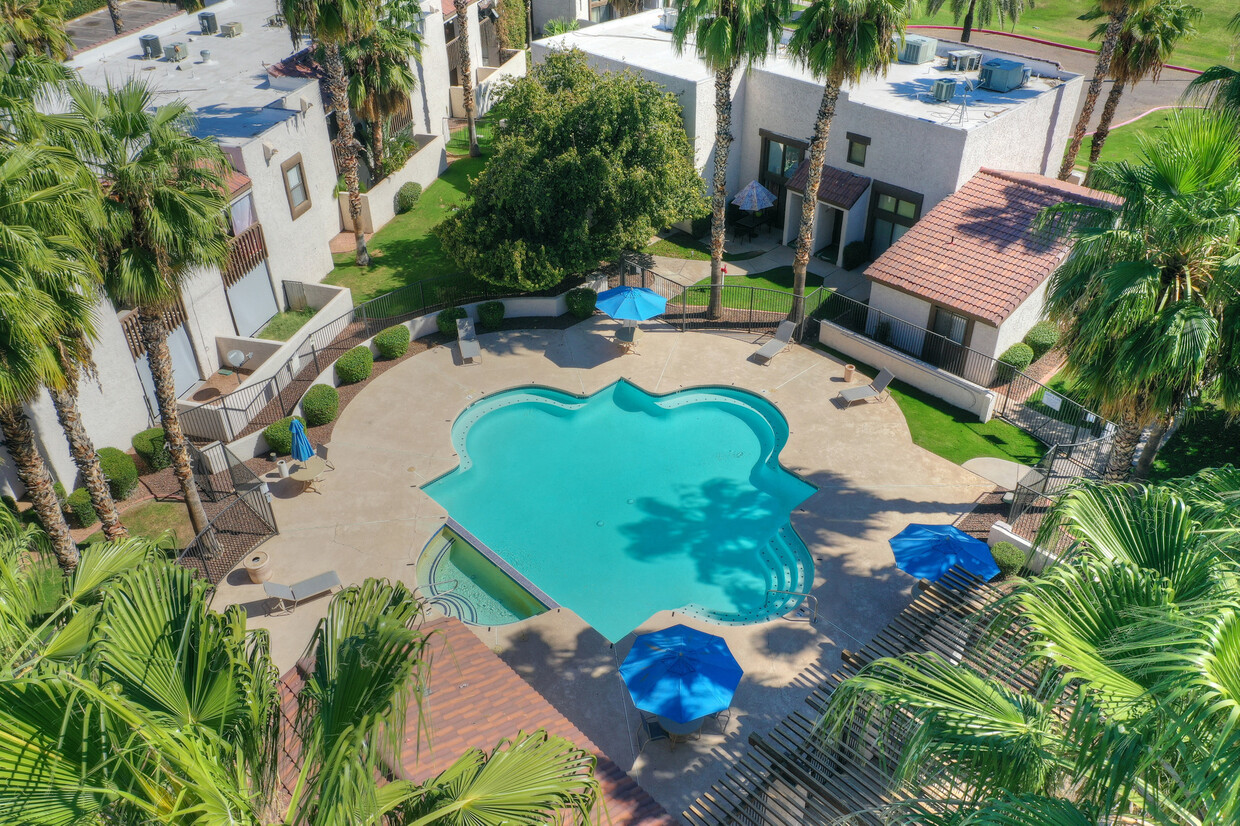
[988,519,1056,574]
[819,322,997,422]
[339,135,448,234]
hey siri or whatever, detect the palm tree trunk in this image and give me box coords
[48,378,128,542]
[456,0,481,158]
[139,309,209,536]
[1133,414,1171,481]
[790,74,842,328]
[326,42,371,267]
[0,404,78,572]
[106,0,123,34]
[1104,411,1142,482]
[708,63,736,321]
[1088,80,1126,163]
[372,116,385,173]
[1059,11,1130,180]
[960,0,977,43]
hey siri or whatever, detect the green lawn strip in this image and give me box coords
[326,155,487,306]
[1075,109,1181,171]
[1150,401,1240,481]
[646,231,767,263]
[1023,367,1110,438]
[910,0,1236,71]
[85,500,195,549]
[446,121,496,155]
[256,308,317,342]
[683,266,825,306]
[814,344,1046,467]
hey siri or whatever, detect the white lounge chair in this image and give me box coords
[457,317,481,365]
[754,321,797,365]
[838,368,895,407]
[264,570,342,614]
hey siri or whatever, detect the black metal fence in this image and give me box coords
[176,488,278,585]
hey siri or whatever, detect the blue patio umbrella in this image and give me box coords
[289,418,314,463]
[889,523,1000,583]
[619,624,743,725]
[595,286,667,322]
[731,180,777,213]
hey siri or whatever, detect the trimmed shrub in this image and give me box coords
[132,428,171,472]
[335,346,374,385]
[63,488,98,530]
[991,541,1026,580]
[842,241,869,271]
[98,447,138,501]
[263,416,307,457]
[1,495,16,516]
[374,325,411,360]
[301,384,339,427]
[395,181,422,214]
[566,288,597,319]
[1023,320,1059,361]
[437,306,468,337]
[997,342,1035,382]
[477,300,505,330]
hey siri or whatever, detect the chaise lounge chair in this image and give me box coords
[838,368,895,407]
[753,320,797,365]
[457,317,482,365]
[264,570,342,614]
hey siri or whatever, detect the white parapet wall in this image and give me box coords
[339,135,448,235]
[988,520,1058,574]
[818,321,997,422]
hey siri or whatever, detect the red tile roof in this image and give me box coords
[864,168,1120,325]
[225,168,251,197]
[278,616,676,825]
[784,160,872,210]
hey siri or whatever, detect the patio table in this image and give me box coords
[290,456,327,494]
[656,714,703,747]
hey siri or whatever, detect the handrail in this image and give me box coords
[768,589,817,622]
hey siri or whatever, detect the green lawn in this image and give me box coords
[646,231,767,263]
[446,121,496,156]
[1073,108,1182,171]
[85,500,194,549]
[1150,402,1240,481]
[688,266,823,296]
[911,0,1237,71]
[256,307,317,342]
[326,155,487,306]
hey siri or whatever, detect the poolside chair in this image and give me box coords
[613,324,642,354]
[753,320,797,365]
[264,570,342,614]
[838,368,895,407]
[635,712,670,754]
[456,317,482,365]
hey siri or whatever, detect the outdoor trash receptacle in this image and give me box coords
[244,551,273,583]
[277,459,289,478]
[844,364,856,381]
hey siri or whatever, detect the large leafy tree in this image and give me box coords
[1084,0,1200,163]
[64,80,230,536]
[1060,0,1157,178]
[1041,111,1240,481]
[922,0,1030,44]
[436,49,706,291]
[672,0,788,319]
[785,0,910,325]
[1185,12,1240,117]
[283,0,377,266]
[816,470,1240,823]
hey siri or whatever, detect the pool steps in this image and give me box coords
[681,522,814,626]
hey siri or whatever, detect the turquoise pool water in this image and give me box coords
[416,528,549,626]
[422,380,816,642]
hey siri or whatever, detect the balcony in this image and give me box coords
[224,223,269,288]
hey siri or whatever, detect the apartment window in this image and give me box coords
[758,130,807,229]
[589,0,613,22]
[846,132,869,167]
[868,182,923,258]
[281,154,311,220]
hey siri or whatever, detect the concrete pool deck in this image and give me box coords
[212,317,993,818]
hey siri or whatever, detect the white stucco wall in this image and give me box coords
[955,75,1083,185]
[339,136,449,234]
[179,264,235,377]
[415,8,453,135]
[477,49,528,114]
[986,278,1051,360]
[533,0,587,34]
[866,281,932,353]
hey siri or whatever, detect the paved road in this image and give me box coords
[66,0,181,55]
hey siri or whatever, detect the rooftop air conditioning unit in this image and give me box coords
[138,33,161,59]
[947,49,981,72]
[931,77,957,102]
[899,34,937,65]
[657,8,678,31]
[163,42,188,62]
[267,13,286,28]
[979,58,1026,93]
[198,11,218,35]
[221,21,243,37]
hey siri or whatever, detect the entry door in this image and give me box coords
[135,324,202,411]
[226,260,279,337]
[923,307,969,374]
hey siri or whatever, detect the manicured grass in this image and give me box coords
[1150,402,1240,481]
[85,500,195,549]
[1081,109,1180,169]
[689,265,824,294]
[256,307,316,342]
[446,121,495,156]
[645,231,766,263]
[911,0,1236,71]
[326,155,488,306]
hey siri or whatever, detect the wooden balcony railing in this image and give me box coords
[120,297,189,359]
[224,223,268,288]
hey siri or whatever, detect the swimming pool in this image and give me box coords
[420,380,816,642]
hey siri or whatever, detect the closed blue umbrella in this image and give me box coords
[731,180,776,212]
[290,418,314,463]
[889,523,1000,583]
[619,624,743,725]
[595,286,667,321]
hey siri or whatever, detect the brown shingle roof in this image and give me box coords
[784,160,872,209]
[864,168,1120,325]
[277,616,676,825]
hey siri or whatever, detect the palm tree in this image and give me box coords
[283,0,377,266]
[340,0,423,175]
[1184,12,1240,117]
[786,0,910,325]
[1084,0,1200,163]
[454,0,482,158]
[64,80,230,536]
[922,0,1030,44]
[1059,0,1156,179]
[1041,111,1240,481]
[105,0,122,34]
[672,0,789,319]
[0,0,74,60]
